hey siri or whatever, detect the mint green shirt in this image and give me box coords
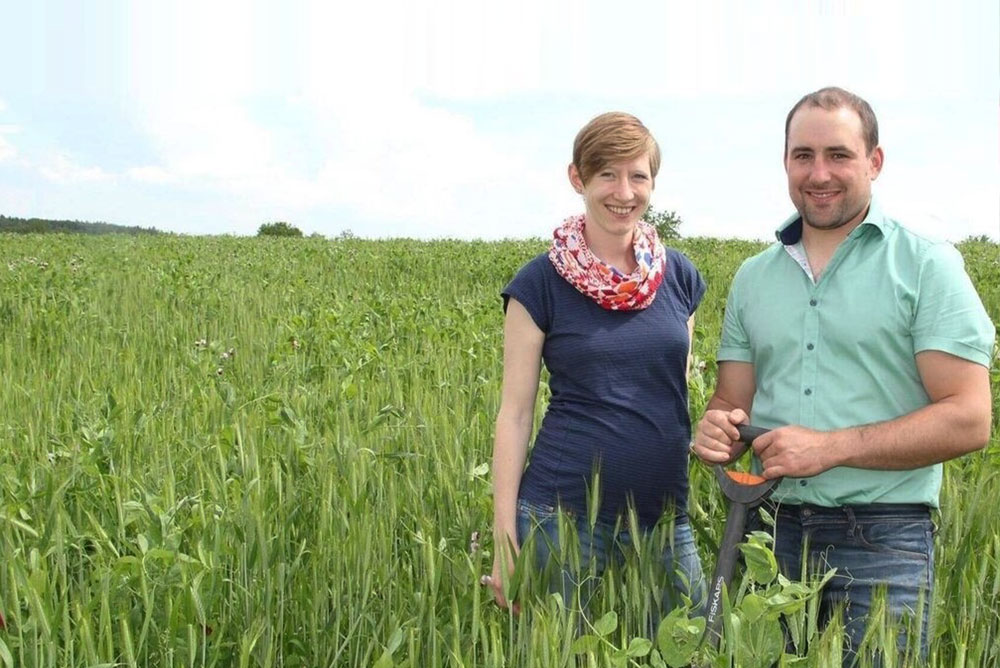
[718,199,995,507]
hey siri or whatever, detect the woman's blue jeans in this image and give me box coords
[771,503,934,666]
[515,498,706,619]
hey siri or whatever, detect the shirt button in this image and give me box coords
[799,480,808,487]
[807,343,815,351]
[804,388,812,396]
[809,299,817,306]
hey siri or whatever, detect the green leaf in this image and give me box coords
[779,581,813,597]
[372,650,394,668]
[341,380,357,400]
[114,556,141,575]
[626,637,652,657]
[500,542,525,603]
[593,611,618,637]
[657,607,704,667]
[764,590,807,617]
[739,541,778,585]
[0,638,13,668]
[735,617,784,667]
[279,405,297,426]
[740,592,767,623]
[386,627,404,654]
[144,548,175,564]
[649,648,667,668]
[757,506,776,528]
[571,634,600,654]
[372,627,404,668]
[814,567,838,589]
[726,611,742,652]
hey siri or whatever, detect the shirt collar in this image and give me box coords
[775,197,889,245]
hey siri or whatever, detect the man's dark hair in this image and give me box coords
[784,86,879,156]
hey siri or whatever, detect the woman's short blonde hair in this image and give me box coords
[572,112,661,185]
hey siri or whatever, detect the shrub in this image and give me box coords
[642,207,683,241]
[257,221,303,237]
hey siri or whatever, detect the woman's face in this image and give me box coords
[570,153,653,241]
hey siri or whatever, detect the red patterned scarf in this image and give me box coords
[548,214,666,310]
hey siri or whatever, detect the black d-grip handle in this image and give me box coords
[715,424,777,504]
[736,424,769,444]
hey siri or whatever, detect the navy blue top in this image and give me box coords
[503,249,706,529]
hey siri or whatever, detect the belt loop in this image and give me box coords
[844,506,857,538]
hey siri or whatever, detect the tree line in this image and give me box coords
[0,209,685,239]
[0,215,161,236]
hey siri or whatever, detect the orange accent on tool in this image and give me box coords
[726,471,767,485]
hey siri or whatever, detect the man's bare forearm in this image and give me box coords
[826,397,990,470]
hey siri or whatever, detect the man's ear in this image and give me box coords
[869,146,884,181]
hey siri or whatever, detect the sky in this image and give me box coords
[0,0,997,242]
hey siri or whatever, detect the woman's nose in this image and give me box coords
[614,178,634,201]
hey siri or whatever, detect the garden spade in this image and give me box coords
[702,424,780,651]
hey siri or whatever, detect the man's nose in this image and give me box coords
[809,157,832,182]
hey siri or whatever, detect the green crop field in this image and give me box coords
[1,234,997,667]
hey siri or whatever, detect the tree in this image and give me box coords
[257,221,303,237]
[642,207,682,240]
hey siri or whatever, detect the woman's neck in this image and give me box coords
[585,225,637,274]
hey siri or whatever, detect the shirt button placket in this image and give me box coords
[801,294,820,425]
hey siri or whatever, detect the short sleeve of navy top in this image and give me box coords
[502,249,706,529]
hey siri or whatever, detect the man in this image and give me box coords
[692,87,994,663]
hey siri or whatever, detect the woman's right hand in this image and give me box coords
[482,539,521,614]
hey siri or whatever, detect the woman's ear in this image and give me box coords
[567,163,585,194]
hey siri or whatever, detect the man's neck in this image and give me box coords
[800,219,860,281]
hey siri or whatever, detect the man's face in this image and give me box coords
[784,105,883,232]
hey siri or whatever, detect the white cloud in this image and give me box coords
[141,102,274,182]
[304,93,554,237]
[880,183,1000,243]
[0,122,16,161]
[0,136,15,162]
[39,154,113,184]
[126,165,177,184]
[120,23,563,237]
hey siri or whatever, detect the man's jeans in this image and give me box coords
[771,503,934,666]
[515,498,706,619]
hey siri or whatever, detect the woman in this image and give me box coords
[484,112,707,616]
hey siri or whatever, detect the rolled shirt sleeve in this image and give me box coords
[912,243,995,367]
